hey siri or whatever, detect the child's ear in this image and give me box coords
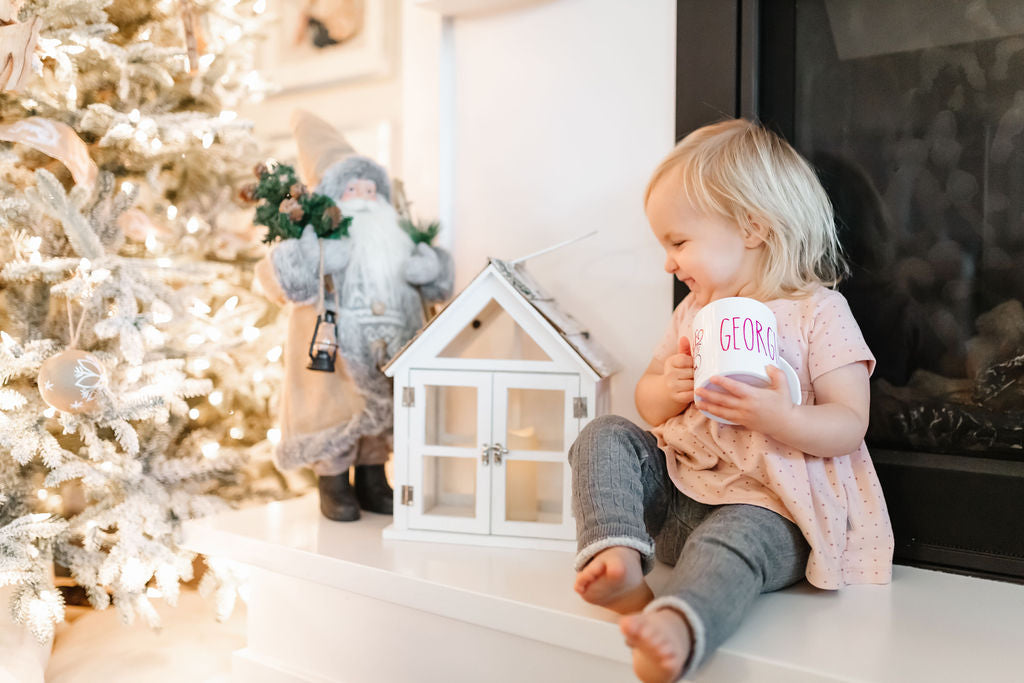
[742,215,769,248]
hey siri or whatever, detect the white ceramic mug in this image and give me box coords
[690,296,802,424]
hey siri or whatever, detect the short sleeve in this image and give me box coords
[807,290,876,382]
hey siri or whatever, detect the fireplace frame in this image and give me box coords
[674,0,1024,583]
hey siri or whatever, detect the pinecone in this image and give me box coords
[325,204,342,228]
[238,183,258,203]
[289,182,307,198]
[279,197,304,221]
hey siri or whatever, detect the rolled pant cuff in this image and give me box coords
[644,596,706,680]
[575,535,655,574]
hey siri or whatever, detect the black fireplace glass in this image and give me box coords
[785,0,1024,457]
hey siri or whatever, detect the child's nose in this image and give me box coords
[663,254,677,273]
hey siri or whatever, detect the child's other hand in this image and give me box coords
[662,336,695,406]
[694,364,794,434]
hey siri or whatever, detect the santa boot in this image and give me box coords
[317,470,360,522]
[354,464,393,514]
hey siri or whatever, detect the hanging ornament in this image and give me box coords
[37,297,106,413]
[37,348,106,413]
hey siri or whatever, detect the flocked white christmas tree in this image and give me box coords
[0,0,303,641]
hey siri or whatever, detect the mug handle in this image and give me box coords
[778,358,802,406]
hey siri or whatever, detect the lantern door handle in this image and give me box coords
[493,443,508,465]
[480,443,491,465]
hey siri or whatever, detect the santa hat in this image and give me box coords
[290,109,391,201]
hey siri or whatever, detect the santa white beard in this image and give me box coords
[338,196,415,310]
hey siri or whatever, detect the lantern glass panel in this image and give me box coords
[439,299,551,361]
[422,455,476,518]
[505,388,565,452]
[424,385,477,448]
[505,460,563,524]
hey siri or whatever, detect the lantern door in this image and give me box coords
[489,373,577,540]
[407,370,492,534]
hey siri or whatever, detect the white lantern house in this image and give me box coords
[383,259,618,550]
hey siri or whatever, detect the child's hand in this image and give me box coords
[694,364,795,434]
[662,336,695,406]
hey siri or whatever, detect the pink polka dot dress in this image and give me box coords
[651,286,895,589]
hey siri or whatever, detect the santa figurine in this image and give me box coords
[255,110,454,521]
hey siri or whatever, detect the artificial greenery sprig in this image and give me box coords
[240,162,351,243]
[399,218,440,245]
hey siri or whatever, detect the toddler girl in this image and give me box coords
[569,118,894,682]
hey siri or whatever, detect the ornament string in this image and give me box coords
[65,298,87,349]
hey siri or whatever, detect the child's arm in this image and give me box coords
[635,337,694,426]
[694,361,870,458]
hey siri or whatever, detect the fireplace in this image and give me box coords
[676,0,1024,582]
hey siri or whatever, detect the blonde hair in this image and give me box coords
[646,118,848,300]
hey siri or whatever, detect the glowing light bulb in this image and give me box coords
[188,408,200,419]
[229,427,243,439]
[242,326,260,342]
[186,217,201,233]
[266,428,281,444]
[129,109,141,123]
[43,407,56,418]
[192,358,211,372]
[266,346,282,362]
[209,390,223,406]
[252,370,265,382]
[218,110,237,122]
[166,205,178,220]
[187,333,205,347]
[36,489,48,500]
[222,296,239,312]
[202,133,214,149]
[201,442,220,459]
[145,234,158,251]
[253,0,266,13]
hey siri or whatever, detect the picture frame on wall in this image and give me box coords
[259,0,396,93]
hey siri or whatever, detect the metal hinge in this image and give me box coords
[400,485,414,506]
[573,397,588,419]
[401,386,415,407]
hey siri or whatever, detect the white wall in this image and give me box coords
[402,0,676,424]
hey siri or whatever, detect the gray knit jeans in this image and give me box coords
[569,415,810,679]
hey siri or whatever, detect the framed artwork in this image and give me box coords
[259,0,396,93]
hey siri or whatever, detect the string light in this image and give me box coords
[266,346,282,362]
[166,205,178,220]
[242,326,260,342]
[36,489,48,500]
[209,390,223,406]
[188,408,200,420]
[186,217,201,233]
[222,296,239,312]
[121,182,135,195]
[201,442,220,459]
[229,427,243,439]
[129,109,141,123]
[43,407,56,418]
[266,428,281,444]
[191,358,211,372]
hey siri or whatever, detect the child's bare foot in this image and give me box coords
[619,609,693,683]
[574,546,653,614]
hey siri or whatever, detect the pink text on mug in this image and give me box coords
[719,316,777,361]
